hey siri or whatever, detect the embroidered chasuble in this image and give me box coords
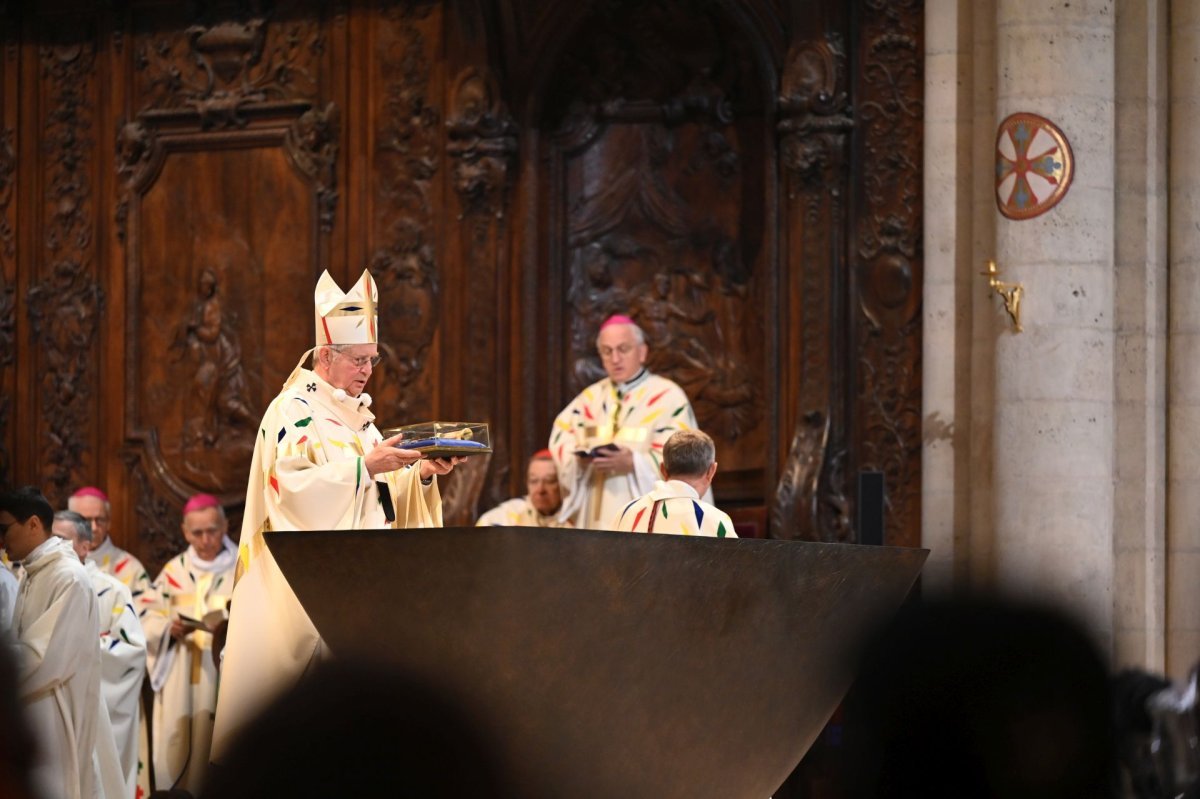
[476,496,571,528]
[86,537,151,613]
[141,541,236,794]
[85,561,146,799]
[211,367,442,761]
[615,479,737,538]
[550,370,705,530]
[14,536,112,799]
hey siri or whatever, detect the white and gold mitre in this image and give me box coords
[313,269,379,345]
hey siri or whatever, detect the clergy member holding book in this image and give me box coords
[140,493,237,794]
[211,269,463,762]
[550,315,706,529]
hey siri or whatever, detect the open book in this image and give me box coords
[176,607,229,633]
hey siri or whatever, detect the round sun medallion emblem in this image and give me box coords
[995,112,1074,220]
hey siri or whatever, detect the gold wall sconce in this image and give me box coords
[981,260,1023,333]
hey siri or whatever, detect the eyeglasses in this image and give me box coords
[80,515,110,528]
[598,343,636,360]
[336,352,383,370]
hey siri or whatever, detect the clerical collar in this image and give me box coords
[616,368,650,392]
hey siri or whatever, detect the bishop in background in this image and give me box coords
[550,314,707,529]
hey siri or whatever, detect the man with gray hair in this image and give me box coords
[52,509,147,799]
[614,430,737,538]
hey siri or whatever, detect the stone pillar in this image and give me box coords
[1167,0,1200,679]
[991,0,1116,650]
[922,0,975,592]
[1113,0,1168,672]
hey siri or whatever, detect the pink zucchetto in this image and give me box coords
[183,493,221,515]
[71,486,109,502]
[599,314,636,330]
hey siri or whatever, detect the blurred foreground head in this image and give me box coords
[0,635,36,799]
[202,659,512,799]
[841,595,1117,799]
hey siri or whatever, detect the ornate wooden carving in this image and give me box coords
[133,12,322,128]
[367,1,441,422]
[119,5,335,552]
[771,34,854,542]
[27,40,102,505]
[543,0,771,496]
[0,125,14,485]
[123,448,184,573]
[852,0,923,548]
[447,67,517,513]
[284,101,339,233]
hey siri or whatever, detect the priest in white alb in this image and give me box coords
[1,486,123,799]
[52,509,147,799]
[140,494,237,794]
[211,269,463,761]
[550,315,707,529]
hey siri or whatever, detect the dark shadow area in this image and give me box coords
[200,659,513,799]
[838,595,1118,799]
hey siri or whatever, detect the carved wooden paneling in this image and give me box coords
[851,0,923,549]
[538,0,773,501]
[0,115,14,484]
[771,33,855,542]
[446,66,517,515]
[0,1,16,487]
[27,30,104,508]
[361,1,443,429]
[0,0,922,572]
[118,2,336,567]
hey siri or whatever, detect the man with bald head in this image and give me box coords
[550,314,706,529]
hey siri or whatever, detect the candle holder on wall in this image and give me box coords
[981,260,1023,333]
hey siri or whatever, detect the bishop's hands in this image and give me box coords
[367,435,467,479]
[590,444,634,476]
[366,434,424,477]
[420,455,468,479]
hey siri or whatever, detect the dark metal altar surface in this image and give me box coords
[266,527,926,799]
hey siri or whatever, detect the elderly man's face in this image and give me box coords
[183,506,227,561]
[325,344,379,397]
[51,519,89,561]
[527,458,562,516]
[67,494,110,549]
[596,324,647,384]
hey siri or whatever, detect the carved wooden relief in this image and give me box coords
[27,36,103,507]
[0,123,14,486]
[851,0,923,549]
[446,66,517,514]
[540,0,772,495]
[0,4,12,488]
[771,34,854,542]
[365,1,442,424]
[119,3,337,565]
